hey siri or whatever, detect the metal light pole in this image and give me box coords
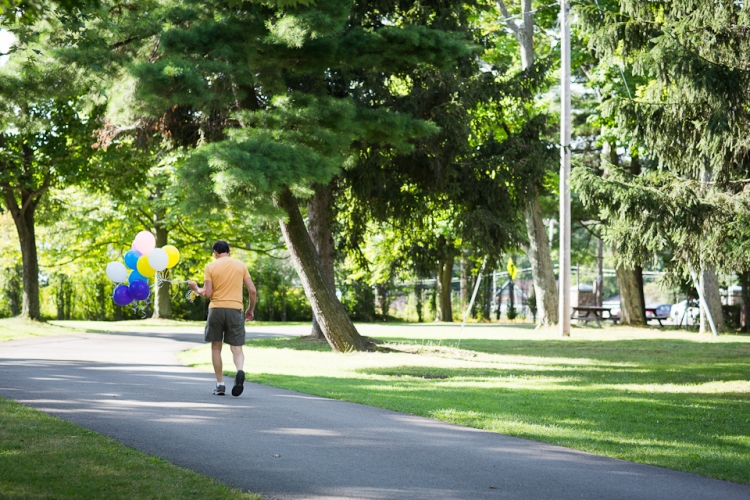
[559,0,571,336]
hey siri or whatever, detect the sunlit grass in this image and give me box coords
[0,317,309,341]
[0,396,261,499]
[181,325,750,484]
[0,317,76,342]
[49,318,307,334]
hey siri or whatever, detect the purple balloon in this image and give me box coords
[113,284,133,306]
[129,279,151,301]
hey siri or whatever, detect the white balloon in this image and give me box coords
[148,247,169,272]
[106,261,128,283]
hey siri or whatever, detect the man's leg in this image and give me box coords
[230,345,244,372]
[212,341,224,383]
[230,345,245,396]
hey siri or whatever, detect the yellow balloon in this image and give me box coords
[137,255,156,278]
[163,245,180,269]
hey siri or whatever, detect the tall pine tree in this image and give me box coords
[124,0,472,351]
[573,0,750,331]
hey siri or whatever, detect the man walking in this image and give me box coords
[188,241,257,396]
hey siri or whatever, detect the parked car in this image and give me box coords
[670,299,700,325]
[646,303,672,318]
[601,298,621,318]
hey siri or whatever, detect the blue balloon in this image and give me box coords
[113,284,133,306]
[129,270,148,283]
[129,279,151,301]
[124,249,142,270]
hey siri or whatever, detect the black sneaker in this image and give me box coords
[232,370,245,397]
[213,384,226,396]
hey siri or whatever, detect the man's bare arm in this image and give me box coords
[244,276,257,321]
[188,280,213,299]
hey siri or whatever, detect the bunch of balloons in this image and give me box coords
[105,231,181,307]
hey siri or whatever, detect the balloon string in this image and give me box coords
[154,271,197,303]
[131,297,150,319]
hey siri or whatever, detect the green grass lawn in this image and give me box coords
[0,317,77,342]
[0,317,310,341]
[181,324,750,485]
[0,396,260,500]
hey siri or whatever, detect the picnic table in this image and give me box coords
[645,307,669,326]
[571,306,619,327]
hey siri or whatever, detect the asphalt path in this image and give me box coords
[1,328,748,500]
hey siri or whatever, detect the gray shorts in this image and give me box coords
[204,308,246,346]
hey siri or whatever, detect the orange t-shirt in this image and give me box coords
[204,257,250,310]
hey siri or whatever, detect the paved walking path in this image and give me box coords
[1,328,748,500]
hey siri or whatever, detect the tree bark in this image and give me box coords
[4,188,42,320]
[276,188,371,352]
[615,264,646,325]
[740,272,750,333]
[308,183,336,339]
[459,254,468,309]
[436,252,454,322]
[699,266,725,333]
[18,219,40,320]
[635,265,646,318]
[696,167,725,333]
[280,286,288,322]
[483,271,492,320]
[524,195,559,326]
[498,0,557,326]
[3,266,22,316]
[152,222,172,319]
[415,281,424,322]
[376,283,388,320]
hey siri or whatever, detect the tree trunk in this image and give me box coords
[699,266,725,333]
[483,271,492,320]
[308,182,336,339]
[436,253,454,322]
[152,223,172,319]
[459,254,468,309]
[696,166,725,333]
[276,188,371,352]
[615,264,646,325]
[499,0,557,326]
[376,283,388,320]
[635,265,646,318]
[3,266,22,317]
[280,287,287,322]
[4,190,41,320]
[415,281,423,322]
[524,195,559,326]
[740,272,750,333]
[429,282,437,320]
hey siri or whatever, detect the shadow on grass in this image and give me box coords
[248,336,333,352]
[249,370,750,484]
[248,336,750,385]
[380,336,750,362]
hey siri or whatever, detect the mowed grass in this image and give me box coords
[0,396,260,500]
[181,324,750,484]
[0,317,311,341]
[0,317,76,342]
